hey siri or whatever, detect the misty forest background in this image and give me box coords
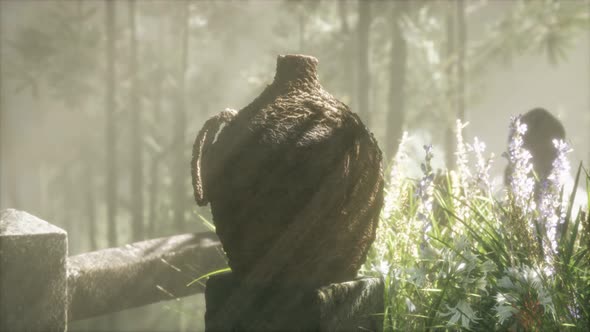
[0,0,589,331]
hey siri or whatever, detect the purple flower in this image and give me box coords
[417,144,435,247]
[470,137,494,193]
[538,139,572,256]
[505,116,536,217]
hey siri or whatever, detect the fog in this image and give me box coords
[0,1,588,331]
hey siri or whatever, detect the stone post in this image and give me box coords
[0,209,68,332]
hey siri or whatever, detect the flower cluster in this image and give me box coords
[470,137,494,194]
[505,116,536,216]
[382,132,410,221]
[416,144,435,247]
[451,120,495,225]
[451,120,472,222]
[538,139,572,256]
[364,117,588,331]
[454,119,471,191]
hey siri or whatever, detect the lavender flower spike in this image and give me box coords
[538,139,572,256]
[506,115,536,217]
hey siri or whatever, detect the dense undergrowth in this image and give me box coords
[362,117,590,331]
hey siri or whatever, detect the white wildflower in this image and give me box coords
[538,139,572,257]
[505,116,536,218]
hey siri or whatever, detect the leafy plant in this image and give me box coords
[364,118,590,331]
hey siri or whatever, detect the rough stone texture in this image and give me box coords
[205,272,383,332]
[0,209,68,332]
[67,232,225,321]
[191,54,384,287]
[317,278,384,331]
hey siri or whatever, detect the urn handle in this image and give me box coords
[191,108,237,206]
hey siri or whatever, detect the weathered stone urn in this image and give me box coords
[191,54,384,287]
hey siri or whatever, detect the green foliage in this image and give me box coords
[364,124,590,331]
[5,2,101,107]
[480,0,590,67]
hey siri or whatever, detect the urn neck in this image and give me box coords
[272,54,320,89]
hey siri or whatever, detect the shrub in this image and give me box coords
[363,118,590,331]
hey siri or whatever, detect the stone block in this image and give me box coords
[0,209,68,332]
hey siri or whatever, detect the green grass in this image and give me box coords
[363,125,590,331]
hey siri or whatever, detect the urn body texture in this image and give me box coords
[192,55,384,287]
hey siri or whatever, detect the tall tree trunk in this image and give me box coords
[338,1,349,36]
[73,1,98,252]
[105,0,118,247]
[147,157,160,238]
[172,3,190,233]
[0,4,7,208]
[129,0,144,241]
[356,0,371,125]
[62,170,74,251]
[147,23,164,238]
[0,93,20,209]
[444,1,457,169]
[85,157,97,250]
[24,84,48,220]
[147,15,169,238]
[386,1,408,160]
[338,1,355,106]
[104,1,120,324]
[456,0,466,123]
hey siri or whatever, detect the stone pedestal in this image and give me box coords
[205,272,383,332]
[0,209,68,332]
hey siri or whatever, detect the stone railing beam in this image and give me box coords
[67,232,226,321]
